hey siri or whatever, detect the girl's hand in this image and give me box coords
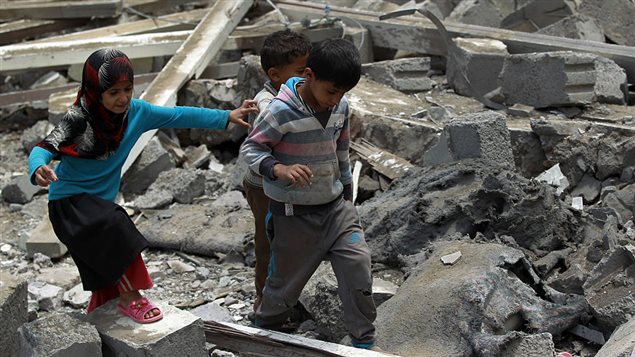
[34,165,58,187]
[229,99,258,129]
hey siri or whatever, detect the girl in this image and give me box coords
[29,48,257,323]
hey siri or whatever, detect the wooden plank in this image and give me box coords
[350,139,413,181]
[204,321,400,357]
[123,0,205,14]
[122,0,254,174]
[276,0,635,82]
[0,31,188,72]
[28,8,206,44]
[0,18,88,45]
[0,0,122,20]
[0,25,344,73]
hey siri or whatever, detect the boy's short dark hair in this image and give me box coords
[260,29,312,73]
[307,38,361,90]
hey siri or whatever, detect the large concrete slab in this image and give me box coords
[25,217,67,259]
[87,299,207,357]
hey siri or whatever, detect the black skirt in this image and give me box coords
[48,193,148,291]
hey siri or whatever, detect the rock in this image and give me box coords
[571,173,601,203]
[447,0,503,27]
[17,313,101,357]
[28,281,63,311]
[595,316,635,357]
[372,277,398,307]
[548,263,587,295]
[601,182,635,223]
[2,174,42,204]
[537,14,604,43]
[20,120,54,154]
[63,283,92,309]
[578,0,635,46]
[168,260,196,273]
[121,136,176,195]
[0,272,28,357]
[189,301,234,323]
[535,163,569,196]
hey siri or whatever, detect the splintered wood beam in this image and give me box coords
[0,18,88,45]
[203,321,401,357]
[0,31,189,72]
[0,0,122,20]
[122,0,254,174]
[275,0,635,82]
[350,139,413,181]
[0,24,343,73]
[28,8,207,44]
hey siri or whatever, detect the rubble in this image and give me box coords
[1,0,635,355]
[0,272,28,357]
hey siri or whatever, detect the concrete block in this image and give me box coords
[500,51,597,108]
[583,245,635,331]
[500,332,556,357]
[2,175,42,204]
[447,37,508,98]
[537,14,605,43]
[0,272,28,357]
[447,0,503,28]
[87,299,207,357]
[121,136,175,194]
[595,316,635,357]
[17,313,102,357]
[362,57,433,93]
[423,111,514,169]
[26,217,67,259]
[594,56,628,105]
[578,0,635,46]
[20,120,54,154]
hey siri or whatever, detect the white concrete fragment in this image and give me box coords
[441,251,462,265]
[535,163,569,195]
[571,197,584,211]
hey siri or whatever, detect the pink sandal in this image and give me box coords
[117,297,163,324]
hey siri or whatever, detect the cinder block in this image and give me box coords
[500,51,597,108]
[362,57,433,93]
[423,111,514,169]
[447,37,509,99]
[0,272,28,357]
[87,299,207,357]
[18,313,102,357]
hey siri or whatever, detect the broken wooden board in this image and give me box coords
[350,138,414,181]
[276,0,635,82]
[28,8,206,43]
[0,18,88,45]
[122,0,254,173]
[0,0,122,20]
[0,31,188,72]
[204,321,400,357]
[0,24,343,72]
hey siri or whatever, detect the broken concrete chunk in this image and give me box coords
[578,0,635,46]
[583,245,635,332]
[571,173,601,204]
[20,120,54,154]
[423,111,514,169]
[146,168,206,204]
[500,51,597,108]
[440,251,462,265]
[87,299,207,357]
[595,316,635,357]
[27,281,63,312]
[498,332,557,357]
[537,14,605,43]
[18,313,102,357]
[571,197,583,211]
[63,283,91,309]
[372,277,398,307]
[446,37,508,99]
[568,324,606,346]
[535,163,569,196]
[26,217,68,259]
[190,301,233,324]
[594,57,628,105]
[601,182,635,223]
[2,174,42,204]
[362,57,434,93]
[121,136,176,195]
[0,272,28,357]
[447,0,503,28]
[501,0,573,31]
[548,263,586,295]
[534,248,571,277]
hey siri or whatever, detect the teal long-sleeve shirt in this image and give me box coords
[29,98,230,202]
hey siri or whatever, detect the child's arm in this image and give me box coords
[241,110,312,187]
[29,146,57,187]
[137,99,256,131]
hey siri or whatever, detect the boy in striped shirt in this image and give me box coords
[241,38,379,351]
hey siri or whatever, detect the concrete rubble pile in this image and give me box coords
[1,0,635,356]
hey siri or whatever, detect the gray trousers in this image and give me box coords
[256,198,376,346]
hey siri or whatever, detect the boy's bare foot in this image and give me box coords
[119,291,160,319]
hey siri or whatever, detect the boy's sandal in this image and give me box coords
[117,297,163,324]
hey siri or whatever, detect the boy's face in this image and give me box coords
[268,54,308,89]
[305,69,349,112]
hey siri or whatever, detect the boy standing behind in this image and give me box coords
[243,29,311,315]
[241,39,381,351]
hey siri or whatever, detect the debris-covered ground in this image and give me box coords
[2,0,635,356]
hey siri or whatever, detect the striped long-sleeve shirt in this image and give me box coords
[240,77,352,205]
